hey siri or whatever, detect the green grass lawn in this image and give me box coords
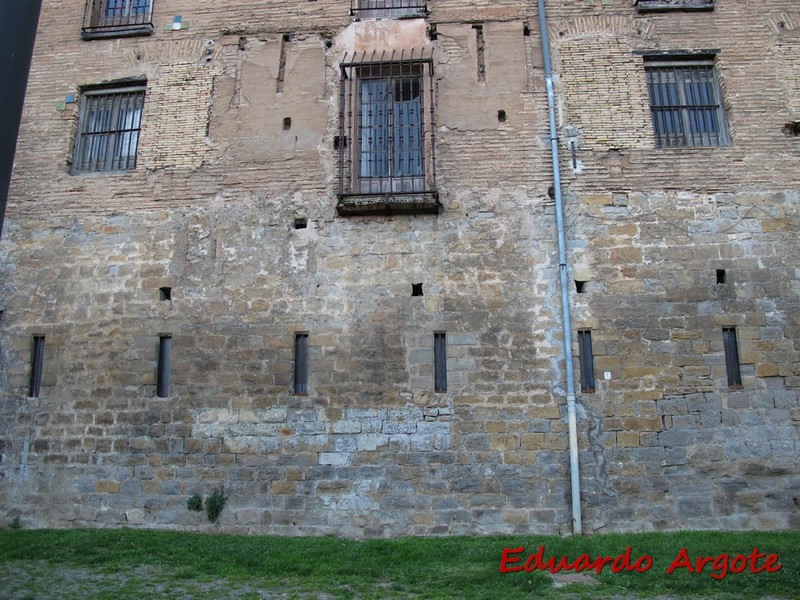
[0,528,797,599]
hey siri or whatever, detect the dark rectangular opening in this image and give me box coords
[434,332,447,393]
[29,335,45,398]
[159,286,172,300]
[716,269,726,284]
[722,327,742,388]
[276,35,288,93]
[294,217,307,229]
[412,283,423,297]
[157,334,172,398]
[474,24,485,82]
[783,122,800,137]
[294,333,309,395]
[578,330,596,393]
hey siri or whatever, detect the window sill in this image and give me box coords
[354,12,428,21]
[70,168,138,176]
[337,191,440,216]
[651,143,731,150]
[81,24,154,40]
[637,1,714,13]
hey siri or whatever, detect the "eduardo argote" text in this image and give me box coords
[499,546,782,581]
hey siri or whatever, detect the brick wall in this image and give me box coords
[0,0,798,535]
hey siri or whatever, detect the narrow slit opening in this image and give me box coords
[294,332,309,395]
[276,34,289,93]
[29,335,45,398]
[157,334,172,398]
[434,332,447,393]
[722,327,742,388]
[473,25,485,82]
[578,330,596,393]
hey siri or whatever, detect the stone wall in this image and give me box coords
[0,0,798,536]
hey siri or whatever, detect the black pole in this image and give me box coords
[0,0,43,239]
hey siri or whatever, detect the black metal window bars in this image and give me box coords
[82,0,154,39]
[351,0,428,20]
[73,86,146,173]
[645,57,728,148]
[637,0,715,13]
[338,49,437,214]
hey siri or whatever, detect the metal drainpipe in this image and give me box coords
[536,0,582,535]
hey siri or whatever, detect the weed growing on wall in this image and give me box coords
[205,487,227,522]
[187,494,203,512]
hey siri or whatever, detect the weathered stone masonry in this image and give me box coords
[0,0,798,536]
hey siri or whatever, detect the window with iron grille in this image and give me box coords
[645,56,728,148]
[338,50,438,215]
[72,86,145,174]
[636,0,714,13]
[82,0,154,39]
[351,0,427,20]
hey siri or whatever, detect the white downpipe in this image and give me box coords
[536,0,582,535]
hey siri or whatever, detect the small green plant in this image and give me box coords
[187,494,203,512]
[205,487,228,522]
[9,516,21,530]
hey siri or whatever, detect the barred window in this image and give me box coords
[72,86,145,174]
[338,50,438,215]
[82,0,154,39]
[351,0,427,20]
[637,0,715,12]
[645,56,728,148]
